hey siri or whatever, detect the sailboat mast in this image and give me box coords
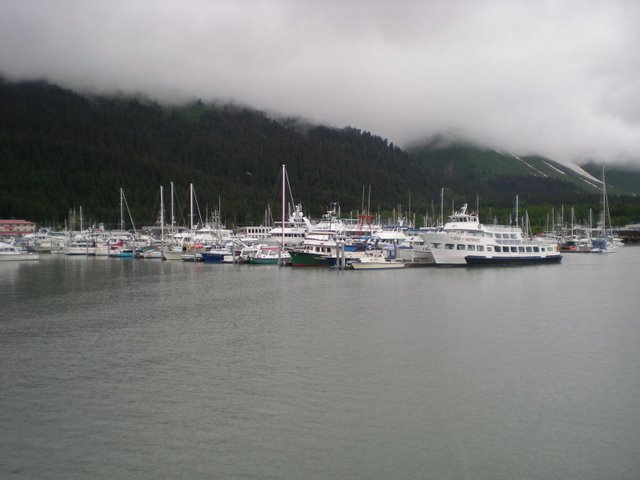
[170,182,175,234]
[120,188,124,231]
[280,164,286,265]
[160,186,164,258]
[440,187,444,227]
[190,183,194,233]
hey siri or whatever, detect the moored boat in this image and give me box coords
[0,241,39,261]
[350,250,404,270]
[249,245,290,264]
[420,204,562,266]
[64,239,96,256]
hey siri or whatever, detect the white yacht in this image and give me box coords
[0,241,39,261]
[64,236,97,256]
[419,204,562,266]
[264,204,313,247]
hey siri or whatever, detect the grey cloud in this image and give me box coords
[0,0,638,165]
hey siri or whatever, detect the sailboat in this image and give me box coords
[107,188,135,257]
[592,166,621,251]
[142,186,174,260]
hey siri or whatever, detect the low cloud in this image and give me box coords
[1,0,639,165]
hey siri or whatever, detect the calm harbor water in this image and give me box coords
[1,249,639,479]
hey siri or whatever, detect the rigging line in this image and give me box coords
[192,185,204,227]
[149,192,160,227]
[122,190,137,233]
[285,169,296,211]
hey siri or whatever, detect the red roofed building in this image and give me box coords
[0,219,36,236]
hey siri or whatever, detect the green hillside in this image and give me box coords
[1,78,639,228]
[581,162,640,197]
[0,79,439,227]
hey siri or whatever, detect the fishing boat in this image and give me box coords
[288,206,350,267]
[249,245,290,264]
[0,241,39,261]
[350,250,404,270]
[201,246,232,263]
[419,204,562,266]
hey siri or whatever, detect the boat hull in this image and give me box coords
[201,252,228,263]
[465,254,562,266]
[163,250,184,261]
[289,251,333,267]
[249,257,281,265]
[351,261,404,270]
[0,253,39,261]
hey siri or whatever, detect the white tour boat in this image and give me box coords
[419,204,562,266]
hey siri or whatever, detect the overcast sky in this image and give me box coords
[1,0,639,165]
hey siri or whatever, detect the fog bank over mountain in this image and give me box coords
[1,0,639,166]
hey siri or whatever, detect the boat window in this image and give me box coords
[457,244,466,250]
[526,246,533,252]
[533,246,540,252]
[494,233,502,239]
[431,243,441,249]
[467,245,476,251]
[486,246,492,252]
[510,234,517,239]
[445,244,454,250]
[495,246,502,252]
[477,245,484,251]
[518,246,525,252]
[510,246,518,253]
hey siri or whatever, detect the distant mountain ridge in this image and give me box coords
[1,78,639,227]
[408,138,639,196]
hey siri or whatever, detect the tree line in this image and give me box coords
[1,78,638,229]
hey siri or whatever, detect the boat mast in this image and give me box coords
[170,181,175,235]
[280,164,285,265]
[120,187,124,231]
[600,164,611,234]
[190,183,194,234]
[160,185,164,259]
[440,187,444,227]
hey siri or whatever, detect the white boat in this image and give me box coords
[0,241,39,261]
[162,246,184,261]
[264,203,313,247]
[24,228,67,253]
[419,204,562,266]
[64,238,96,255]
[350,250,404,270]
[396,232,434,265]
[371,221,434,265]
